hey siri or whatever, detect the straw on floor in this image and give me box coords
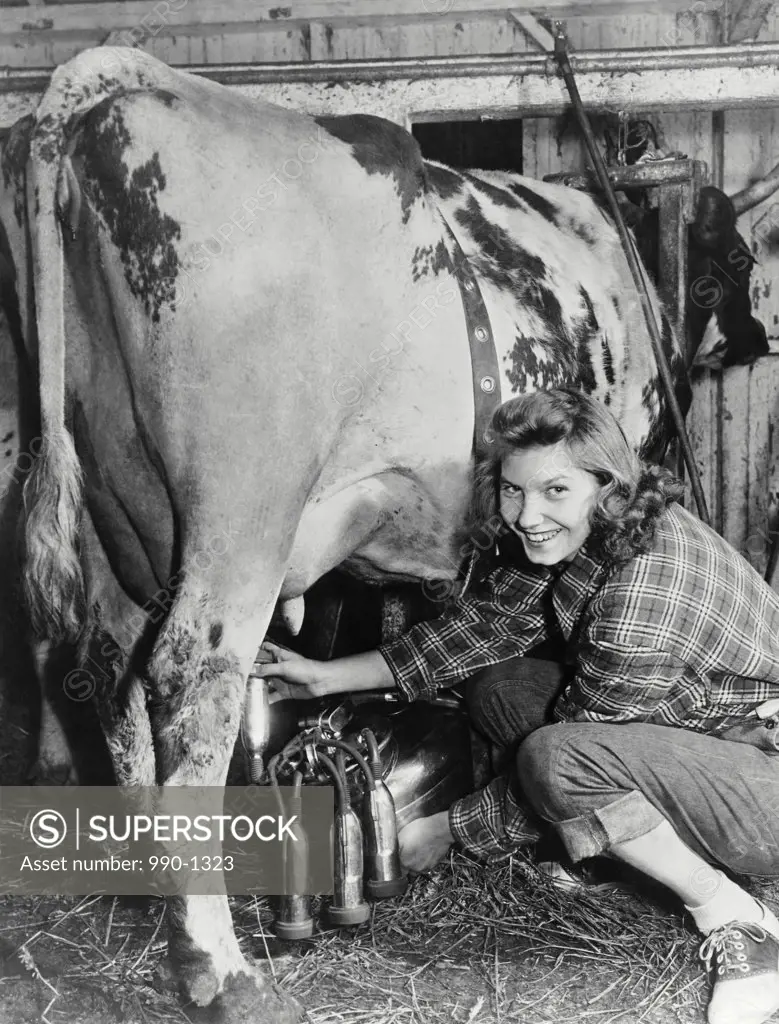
[6,849,778,1023]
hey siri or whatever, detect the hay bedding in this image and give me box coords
[1,617,778,1023]
[3,853,777,1024]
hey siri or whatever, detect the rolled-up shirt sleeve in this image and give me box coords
[448,775,544,862]
[379,562,553,702]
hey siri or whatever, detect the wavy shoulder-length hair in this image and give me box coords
[471,388,684,566]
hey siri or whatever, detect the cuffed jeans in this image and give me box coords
[465,656,779,877]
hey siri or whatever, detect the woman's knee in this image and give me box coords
[517,725,568,807]
[517,724,611,820]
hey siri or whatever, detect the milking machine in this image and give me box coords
[241,655,474,936]
[271,769,315,939]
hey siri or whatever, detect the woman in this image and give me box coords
[257,388,779,1024]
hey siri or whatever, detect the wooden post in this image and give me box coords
[655,171,703,484]
[657,184,687,351]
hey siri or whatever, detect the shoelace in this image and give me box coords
[699,922,768,977]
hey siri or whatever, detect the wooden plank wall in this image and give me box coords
[2,4,778,573]
[521,9,779,573]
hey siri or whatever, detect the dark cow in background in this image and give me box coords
[631,184,770,370]
[621,117,773,369]
[0,46,777,1021]
[552,116,774,371]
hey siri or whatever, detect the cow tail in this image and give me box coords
[20,48,199,642]
[22,131,85,645]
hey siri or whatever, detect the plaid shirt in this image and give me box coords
[379,503,779,860]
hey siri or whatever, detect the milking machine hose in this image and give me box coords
[267,755,289,821]
[268,734,309,819]
[265,729,377,806]
[553,28,711,527]
[317,736,376,792]
[266,739,302,779]
[315,751,349,814]
[361,729,383,780]
[335,749,348,792]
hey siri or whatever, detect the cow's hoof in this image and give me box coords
[183,966,303,1023]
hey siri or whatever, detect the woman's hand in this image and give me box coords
[253,641,331,699]
[398,811,454,873]
[254,644,397,700]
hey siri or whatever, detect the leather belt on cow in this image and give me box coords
[440,223,501,462]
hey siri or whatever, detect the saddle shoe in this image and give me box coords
[700,905,779,1024]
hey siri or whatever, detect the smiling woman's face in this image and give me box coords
[498,443,602,565]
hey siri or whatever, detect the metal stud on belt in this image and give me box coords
[439,222,501,463]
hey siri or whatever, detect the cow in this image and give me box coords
[544,173,772,373]
[1,44,777,1021]
[549,115,773,372]
[632,184,770,371]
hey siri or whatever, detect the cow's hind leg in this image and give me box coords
[30,640,80,784]
[30,637,114,786]
[146,542,301,1022]
[26,519,152,787]
[78,513,156,787]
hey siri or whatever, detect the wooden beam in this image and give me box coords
[3,42,777,131]
[728,0,775,42]
[509,12,556,52]
[0,0,725,36]
[544,159,709,190]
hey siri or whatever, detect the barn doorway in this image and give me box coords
[412,117,523,173]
